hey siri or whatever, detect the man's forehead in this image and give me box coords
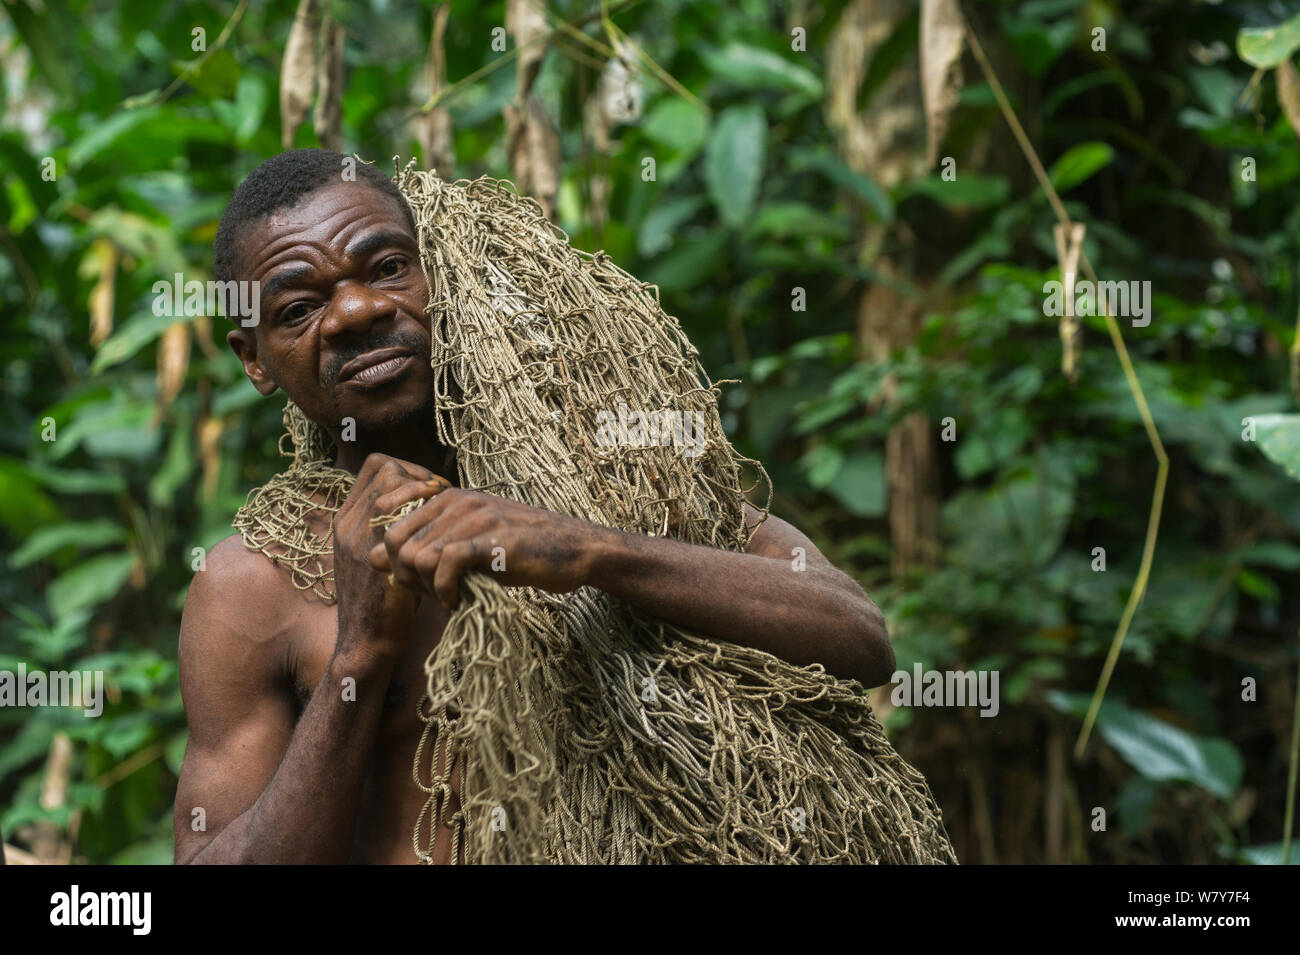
[257,180,412,236]
[234,180,416,279]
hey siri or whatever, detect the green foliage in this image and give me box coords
[1049,691,1243,799]
[1237,12,1300,68]
[1249,413,1300,479]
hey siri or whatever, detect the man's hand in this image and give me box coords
[333,453,448,659]
[369,488,606,608]
[357,456,892,687]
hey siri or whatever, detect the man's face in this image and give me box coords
[226,180,436,442]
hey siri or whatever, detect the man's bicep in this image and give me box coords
[173,544,296,863]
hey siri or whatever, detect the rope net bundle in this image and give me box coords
[232,160,957,864]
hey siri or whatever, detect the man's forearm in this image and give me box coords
[583,528,893,686]
[183,646,395,864]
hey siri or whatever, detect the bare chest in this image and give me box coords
[287,598,447,730]
[284,587,455,863]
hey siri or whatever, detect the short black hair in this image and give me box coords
[213,149,415,285]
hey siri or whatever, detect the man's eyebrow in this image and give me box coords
[260,264,316,301]
[346,229,417,261]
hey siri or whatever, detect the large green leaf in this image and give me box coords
[1048,142,1116,192]
[1048,692,1243,798]
[90,312,186,375]
[1237,12,1300,68]
[698,42,824,99]
[170,47,240,100]
[10,519,127,568]
[898,174,1011,209]
[637,196,709,257]
[745,201,851,240]
[703,105,766,228]
[1234,842,1300,864]
[644,229,729,292]
[641,98,709,156]
[67,108,163,169]
[789,148,893,221]
[826,448,886,517]
[944,449,1075,569]
[0,456,61,535]
[0,0,73,99]
[53,396,161,462]
[1247,413,1300,480]
[46,552,137,619]
[26,462,127,495]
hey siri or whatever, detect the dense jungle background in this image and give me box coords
[2,0,1299,864]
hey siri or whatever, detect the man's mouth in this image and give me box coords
[337,347,417,387]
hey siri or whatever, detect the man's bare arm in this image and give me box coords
[173,536,401,864]
[584,504,894,687]
[376,486,895,687]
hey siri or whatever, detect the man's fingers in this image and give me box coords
[372,476,452,521]
[433,539,479,609]
[342,454,433,518]
[383,485,465,551]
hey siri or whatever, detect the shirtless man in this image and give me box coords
[173,148,895,864]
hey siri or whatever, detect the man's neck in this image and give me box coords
[331,425,457,480]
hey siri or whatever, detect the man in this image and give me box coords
[173,149,897,865]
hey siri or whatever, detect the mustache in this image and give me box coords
[323,330,429,385]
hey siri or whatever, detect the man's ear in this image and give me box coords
[227,328,278,396]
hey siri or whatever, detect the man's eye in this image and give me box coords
[280,302,315,323]
[377,256,408,279]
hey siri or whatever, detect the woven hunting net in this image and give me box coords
[231,160,957,864]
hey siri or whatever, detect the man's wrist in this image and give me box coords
[578,521,635,592]
[330,634,401,677]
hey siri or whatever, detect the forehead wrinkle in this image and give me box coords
[249,213,391,291]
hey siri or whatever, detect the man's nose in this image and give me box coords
[319,281,397,339]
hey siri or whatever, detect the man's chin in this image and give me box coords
[340,394,437,437]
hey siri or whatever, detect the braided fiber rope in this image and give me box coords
[232,161,957,864]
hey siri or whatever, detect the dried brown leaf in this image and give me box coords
[199,415,224,498]
[506,2,558,218]
[920,0,965,167]
[313,14,344,151]
[193,314,221,359]
[414,4,455,177]
[87,239,117,347]
[156,321,192,417]
[582,90,611,231]
[506,98,561,219]
[281,0,320,149]
[827,0,926,188]
[1277,59,1300,140]
[1054,222,1085,385]
[507,0,550,96]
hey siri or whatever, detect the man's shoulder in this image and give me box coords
[200,532,291,590]
[182,533,310,641]
[177,534,308,721]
